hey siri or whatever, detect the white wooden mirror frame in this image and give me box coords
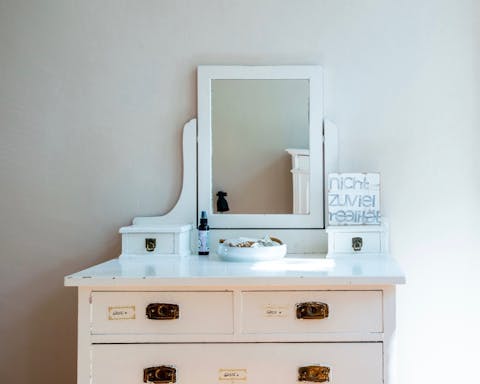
[198,65,325,229]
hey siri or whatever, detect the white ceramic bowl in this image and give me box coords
[216,239,287,262]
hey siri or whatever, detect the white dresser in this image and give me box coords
[65,65,405,384]
[65,255,405,384]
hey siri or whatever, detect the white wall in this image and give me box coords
[0,1,478,383]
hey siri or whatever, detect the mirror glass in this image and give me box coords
[212,79,310,214]
[198,65,324,229]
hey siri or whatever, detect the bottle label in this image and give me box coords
[198,230,209,253]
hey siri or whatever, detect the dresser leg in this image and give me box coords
[77,287,91,384]
[383,286,397,384]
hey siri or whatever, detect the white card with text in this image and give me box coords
[328,173,381,225]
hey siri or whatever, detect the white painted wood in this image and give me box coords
[76,284,396,344]
[383,285,398,384]
[119,225,193,233]
[76,288,91,384]
[324,119,339,225]
[122,233,174,254]
[334,232,382,252]
[198,65,324,229]
[64,255,406,287]
[68,278,403,383]
[286,148,309,163]
[67,253,403,384]
[326,222,389,258]
[133,118,197,228]
[119,224,192,258]
[241,290,382,334]
[91,291,233,335]
[90,329,384,344]
[92,343,382,384]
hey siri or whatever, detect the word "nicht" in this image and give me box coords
[329,175,371,191]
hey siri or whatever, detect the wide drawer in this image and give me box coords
[92,343,382,384]
[241,290,382,334]
[91,291,233,335]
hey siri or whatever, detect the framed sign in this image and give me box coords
[328,173,380,225]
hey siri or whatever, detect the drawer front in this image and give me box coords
[122,233,175,255]
[333,232,381,253]
[242,290,382,334]
[92,343,382,384]
[91,291,233,335]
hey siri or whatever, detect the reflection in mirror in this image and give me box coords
[212,79,310,214]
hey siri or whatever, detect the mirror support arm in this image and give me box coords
[323,119,338,226]
[133,118,197,228]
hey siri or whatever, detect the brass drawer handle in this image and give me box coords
[298,365,330,382]
[296,302,329,319]
[144,366,176,383]
[146,303,179,320]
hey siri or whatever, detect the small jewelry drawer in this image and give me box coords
[326,224,388,257]
[333,232,382,253]
[241,290,383,334]
[119,224,192,258]
[92,342,382,384]
[91,291,233,335]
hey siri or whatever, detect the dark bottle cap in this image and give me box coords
[199,210,209,229]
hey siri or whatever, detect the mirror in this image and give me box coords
[198,66,324,229]
[212,79,309,214]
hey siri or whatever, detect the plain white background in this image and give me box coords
[0,1,478,383]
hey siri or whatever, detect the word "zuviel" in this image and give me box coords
[328,194,376,208]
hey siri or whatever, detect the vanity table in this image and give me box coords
[66,255,404,384]
[65,65,405,383]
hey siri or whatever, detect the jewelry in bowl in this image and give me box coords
[216,235,287,262]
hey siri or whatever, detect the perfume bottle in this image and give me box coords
[198,211,209,255]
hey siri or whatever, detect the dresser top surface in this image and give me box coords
[65,254,405,287]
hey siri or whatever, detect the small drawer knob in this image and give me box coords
[145,238,156,252]
[146,303,179,320]
[352,237,363,251]
[298,365,330,382]
[296,302,329,320]
[144,366,176,383]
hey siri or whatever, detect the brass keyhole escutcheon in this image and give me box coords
[145,238,156,252]
[352,237,363,251]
